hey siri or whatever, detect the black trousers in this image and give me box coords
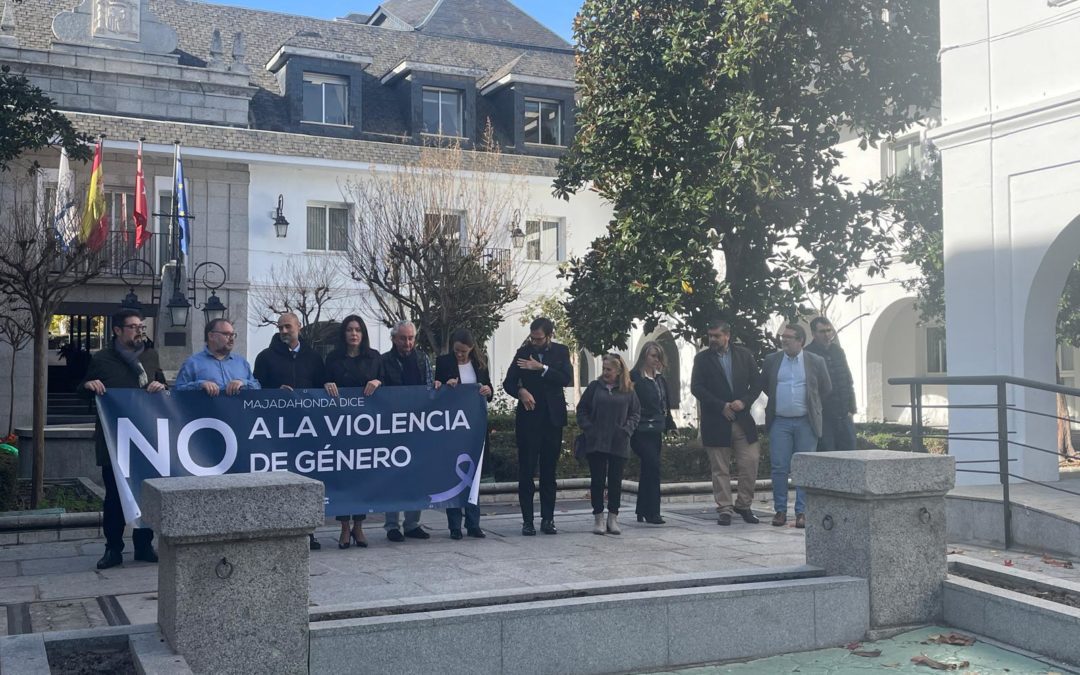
[587,452,626,514]
[516,420,563,522]
[101,464,153,553]
[631,430,663,517]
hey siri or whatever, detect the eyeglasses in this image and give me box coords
[122,324,146,332]
[211,331,237,339]
[781,334,800,341]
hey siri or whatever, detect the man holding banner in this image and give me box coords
[81,309,167,570]
[378,320,433,542]
[174,319,260,395]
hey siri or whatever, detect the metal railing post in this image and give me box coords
[996,381,1013,549]
[911,383,924,453]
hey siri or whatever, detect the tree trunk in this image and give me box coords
[7,346,16,437]
[1059,392,1077,459]
[30,320,47,508]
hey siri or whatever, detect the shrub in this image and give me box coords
[0,451,16,511]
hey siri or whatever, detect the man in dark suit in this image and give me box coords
[691,320,763,526]
[502,317,573,535]
[761,323,832,529]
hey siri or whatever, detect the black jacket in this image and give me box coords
[253,335,326,389]
[805,340,857,416]
[378,348,432,387]
[690,344,762,447]
[434,353,494,401]
[324,347,381,389]
[630,369,676,433]
[80,342,167,466]
[502,341,572,428]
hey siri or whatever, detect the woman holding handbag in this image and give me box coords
[630,342,677,525]
[576,354,641,535]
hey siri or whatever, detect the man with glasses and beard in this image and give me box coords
[174,318,260,395]
[81,309,167,570]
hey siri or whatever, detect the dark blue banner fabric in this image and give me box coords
[95,385,488,523]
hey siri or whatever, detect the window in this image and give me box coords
[422,87,464,137]
[524,99,562,146]
[302,73,348,125]
[424,211,464,243]
[886,136,923,177]
[925,326,947,374]
[306,204,349,251]
[524,218,563,263]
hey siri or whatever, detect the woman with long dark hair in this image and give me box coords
[434,328,493,539]
[324,315,382,548]
[577,354,641,535]
[630,341,677,525]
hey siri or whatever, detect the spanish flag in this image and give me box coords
[80,140,108,251]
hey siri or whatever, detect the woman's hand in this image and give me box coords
[324,382,339,398]
[478,384,492,397]
[446,378,459,387]
[364,379,381,396]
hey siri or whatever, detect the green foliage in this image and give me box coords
[0,65,92,172]
[519,291,579,357]
[0,452,15,511]
[881,161,944,325]
[556,0,939,358]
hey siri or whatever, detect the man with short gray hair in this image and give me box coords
[378,320,433,541]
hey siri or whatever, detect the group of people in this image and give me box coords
[79,307,855,572]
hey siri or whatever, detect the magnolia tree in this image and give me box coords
[341,127,530,355]
[555,0,940,358]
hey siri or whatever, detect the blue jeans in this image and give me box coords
[769,416,818,514]
[384,511,421,533]
[818,412,857,451]
[446,504,480,531]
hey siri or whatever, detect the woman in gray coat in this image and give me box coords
[577,354,641,535]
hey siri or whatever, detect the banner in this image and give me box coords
[95,385,488,524]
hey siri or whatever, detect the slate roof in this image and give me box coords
[7,0,574,135]
[375,0,441,27]
[376,0,570,51]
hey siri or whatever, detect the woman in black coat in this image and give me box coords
[323,315,382,549]
[434,329,494,540]
[577,354,641,536]
[630,341,677,525]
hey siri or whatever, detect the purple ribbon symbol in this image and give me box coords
[428,453,477,503]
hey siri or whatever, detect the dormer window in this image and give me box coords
[303,73,348,125]
[422,87,464,137]
[524,99,562,146]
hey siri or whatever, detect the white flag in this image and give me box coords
[54,147,78,246]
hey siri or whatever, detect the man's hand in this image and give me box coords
[146,382,166,393]
[201,381,220,397]
[445,378,459,387]
[364,379,381,396]
[516,356,544,371]
[324,382,339,398]
[730,400,745,413]
[225,379,245,396]
[519,388,536,411]
[280,384,293,391]
[83,379,105,395]
[434,380,442,390]
[479,384,492,397]
[722,402,736,421]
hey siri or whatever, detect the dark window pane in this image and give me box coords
[441,92,462,136]
[303,81,322,122]
[540,102,561,145]
[328,207,349,251]
[524,100,540,144]
[422,90,440,133]
[325,83,347,125]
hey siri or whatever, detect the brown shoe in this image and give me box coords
[771,512,787,527]
[795,513,806,529]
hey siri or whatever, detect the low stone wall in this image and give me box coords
[309,575,869,674]
[14,426,97,485]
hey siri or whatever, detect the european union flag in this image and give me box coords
[174,145,190,256]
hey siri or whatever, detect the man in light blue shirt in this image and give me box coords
[174,319,260,395]
[761,324,831,529]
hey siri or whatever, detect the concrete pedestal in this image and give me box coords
[792,450,955,630]
[141,473,324,675]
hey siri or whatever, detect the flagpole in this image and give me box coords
[171,140,180,268]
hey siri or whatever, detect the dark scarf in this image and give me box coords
[114,338,148,388]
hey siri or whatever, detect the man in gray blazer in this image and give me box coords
[761,323,832,528]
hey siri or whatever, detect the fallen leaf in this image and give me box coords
[1041,554,1075,569]
[929,632,976,647]
[1004,559,1014,567]
[911,654,971,670]
[844,641,862,650]
[852,650,882,657]
[947,549,965,555]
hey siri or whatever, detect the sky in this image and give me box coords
[207,0,581,42]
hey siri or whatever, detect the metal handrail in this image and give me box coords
[890,374,1080,399]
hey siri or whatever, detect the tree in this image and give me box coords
[341,128,529,356]
[250,256,345,347]
[882,160,944,325]
[0,300,33,436]
[555,1,940,358]
[0,65,92,172]
[0,190,106,506]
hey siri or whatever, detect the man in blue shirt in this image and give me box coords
[761,324,831,529]
[175,319,260,395]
